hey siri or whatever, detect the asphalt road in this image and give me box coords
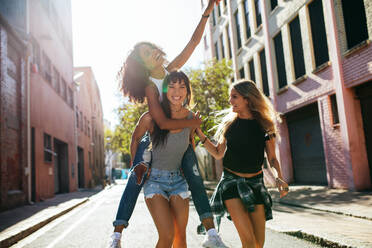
[11,181,322,248]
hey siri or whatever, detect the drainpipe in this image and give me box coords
[25,0,33,204]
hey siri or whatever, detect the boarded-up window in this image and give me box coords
[249,59,256,83]
[259,49,269,96]
[289,16,306,79]
[341,0,368,50]
[239,67,245,79]
[270,0,278,11]
[244,0,251,39]
[254,0,262,27]
[330,94,339,125]
[215,42,219,60]
[44,133,52,162]
[235,11,242,49]
[274,32,287,88]
[308,0,329,67]
[220,35,225,59]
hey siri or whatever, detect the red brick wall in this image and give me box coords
[343,43,372,88]
[0,25,27,210]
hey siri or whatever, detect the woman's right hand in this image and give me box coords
[191,111,202,128]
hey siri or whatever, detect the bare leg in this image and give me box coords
[225,199,256,248]
[146,195,174,248]
[169,195,189,248]
[248,204,266,248]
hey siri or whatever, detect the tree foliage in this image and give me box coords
[187,58,233,138]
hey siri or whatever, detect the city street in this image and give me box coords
[10,181,321,248]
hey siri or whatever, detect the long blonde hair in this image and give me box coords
[214,80,281,143]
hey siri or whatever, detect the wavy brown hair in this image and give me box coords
[118,42,165,103]
[214,80,281,142]
[152,71,192,148]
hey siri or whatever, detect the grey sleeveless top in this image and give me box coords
[150,112,192,171]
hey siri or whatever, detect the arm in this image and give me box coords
[166,0,218,71]
[195,128,226,160]
[130,112,152,165]
[265,138,289,198]
[145,85,201,130]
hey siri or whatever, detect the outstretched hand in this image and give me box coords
[204,0,221,15]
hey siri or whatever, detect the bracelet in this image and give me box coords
[202,14,209,18]
[201,136,208,144]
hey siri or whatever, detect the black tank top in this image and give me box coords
[223,118,266,173]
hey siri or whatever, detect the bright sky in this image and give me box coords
[71,0,206,127]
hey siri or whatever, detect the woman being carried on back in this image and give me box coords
[109,1,227,248]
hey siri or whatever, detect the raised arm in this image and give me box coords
[166,0,218,71]
[265,138,289,198]
[195,128,226,160]
[145,85,201,130]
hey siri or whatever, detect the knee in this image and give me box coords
[241,232,256,248]
[159,231,174,247]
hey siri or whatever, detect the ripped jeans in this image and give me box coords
[113,133,212,227]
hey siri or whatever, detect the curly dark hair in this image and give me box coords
[152,71,192,148]
[118,42,165,103]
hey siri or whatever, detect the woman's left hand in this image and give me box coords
[276,177,289,198]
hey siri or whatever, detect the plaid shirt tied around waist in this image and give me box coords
[211,169,273,230]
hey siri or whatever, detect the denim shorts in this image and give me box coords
[144,168,189,201]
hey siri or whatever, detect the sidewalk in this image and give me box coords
[205,182,372,248]
[1,183,371,248]
[0,187,103,248]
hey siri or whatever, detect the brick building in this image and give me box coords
[202,0,372,190]
[0,0,105,211]
[74,67,105,189]
[0,9,28,210]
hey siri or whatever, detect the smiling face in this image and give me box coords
[229,88,249,114]
[166,79,188,107]
[138,44,165,71]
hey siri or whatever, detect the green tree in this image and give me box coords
[113,102,148,156]
[187,58,233,139]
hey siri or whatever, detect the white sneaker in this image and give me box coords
[202,234,229,248]
[109,232,121,248]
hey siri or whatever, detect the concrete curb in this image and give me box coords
[0,198,89,248]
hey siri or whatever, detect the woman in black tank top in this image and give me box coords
[196,80,289,248]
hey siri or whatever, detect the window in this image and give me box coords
[61,78,67,100]
[84,116,87,135]
[248,59,256,83]
[341,0,368,50]
[270,0,278,11]
[215,42,219,60]
[31,38,41,69]
[239,67,245,79]
[80,111,83,131]
[234,11,242,49]
[68,87,74,108]
[330,94,339,125]
[204,36,208,50]
[244,0,251,40]
[259,49,269,96]
[44,133,52,162]
[308,0,329,67]
[76,110,79,128]
[254,0,262,28]
[227,26,232,59]
[274,32,287,88]
[42,52,51,83]
[220,35,225,59]
[217,4,221,17]
[289,16,306,79]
